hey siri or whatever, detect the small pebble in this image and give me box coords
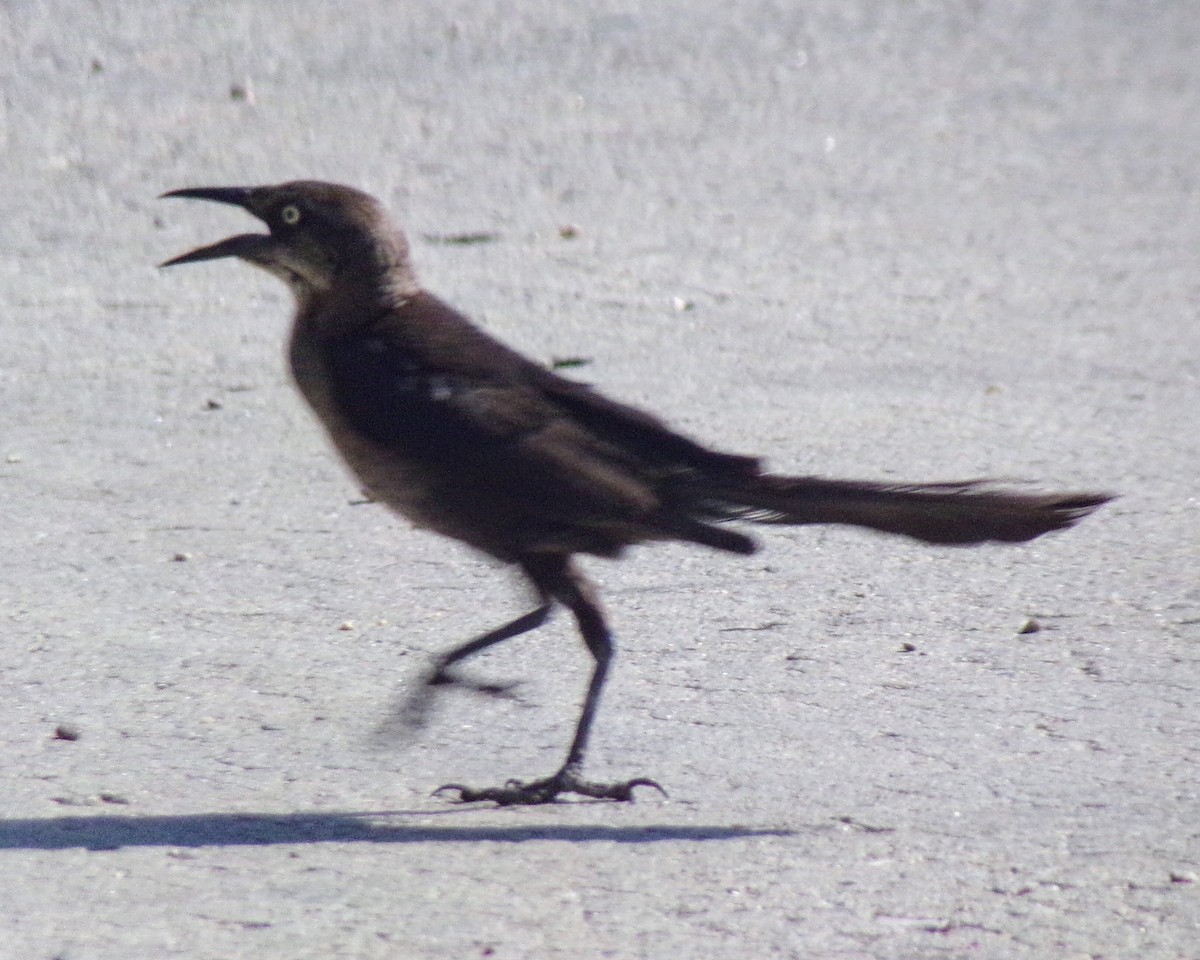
[53,724,81,742]
[230,80,255,104]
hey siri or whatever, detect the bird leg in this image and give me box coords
[436,556,665,805]
[402,601,552,728]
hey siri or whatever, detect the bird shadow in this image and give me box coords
[0,808,794,852]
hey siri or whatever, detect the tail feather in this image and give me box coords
[710,476,1113,546]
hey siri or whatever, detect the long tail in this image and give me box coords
[707,476,1113,547]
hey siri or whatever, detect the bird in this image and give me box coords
[159,180,1112,805]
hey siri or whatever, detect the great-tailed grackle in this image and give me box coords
[160,180,1111,805]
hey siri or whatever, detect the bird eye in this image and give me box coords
[280,204,302,225]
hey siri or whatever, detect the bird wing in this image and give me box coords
[529,371,762,478]
[318,331,661,521]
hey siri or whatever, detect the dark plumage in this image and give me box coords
[161,180,1112,804]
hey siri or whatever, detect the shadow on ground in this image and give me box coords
[0,810,794,851]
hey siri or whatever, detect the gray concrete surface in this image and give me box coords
[2,1,1197,957]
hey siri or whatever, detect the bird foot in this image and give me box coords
[401,669,522,729]
[429,674,521,700]
[434,767,666,806]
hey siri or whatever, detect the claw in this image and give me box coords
[434,770,667,806]
[615,777,668,800]
[431,783,472,801]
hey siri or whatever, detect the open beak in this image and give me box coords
[158,186,275,268]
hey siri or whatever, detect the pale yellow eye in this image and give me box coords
[280,204,301,225]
